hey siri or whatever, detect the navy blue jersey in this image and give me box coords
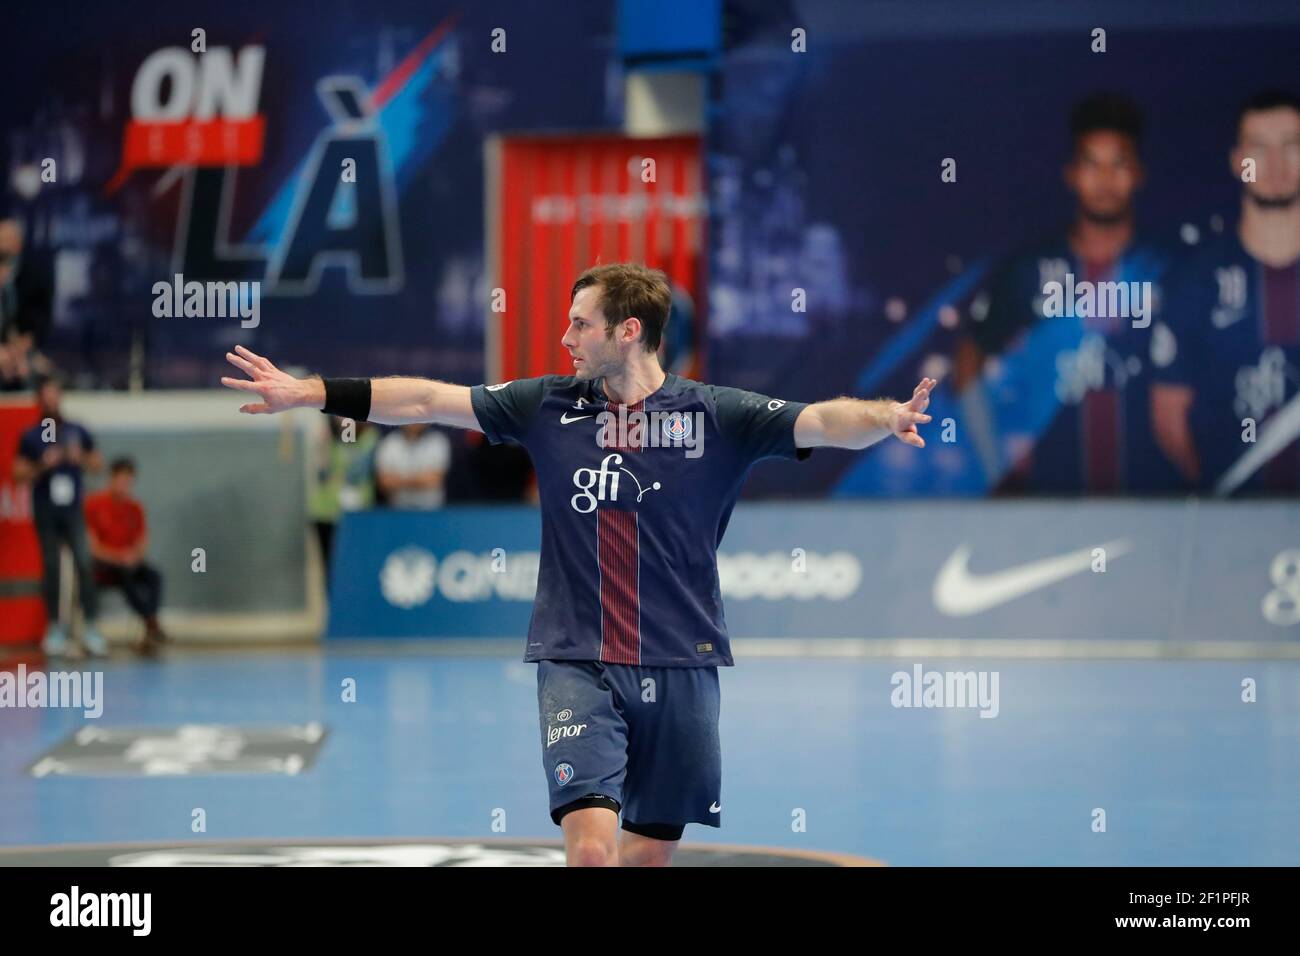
[470,372,812,667]
[16,419,95,510]
[971,232,1177,492]
[1153,229,1300,493]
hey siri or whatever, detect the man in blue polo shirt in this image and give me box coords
[222,262,934,866]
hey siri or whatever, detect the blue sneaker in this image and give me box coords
[41,623,69,657]
[82,627,109,658]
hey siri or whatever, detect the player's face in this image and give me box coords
[1233,108,1300,207]
[562,285,632,381]
[1066,131,1143,224]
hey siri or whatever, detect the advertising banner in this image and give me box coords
[326,502,1300,648]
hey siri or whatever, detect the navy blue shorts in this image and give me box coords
[537,659,722,836]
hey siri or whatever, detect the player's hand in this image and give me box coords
[40,446,62,469]
[887,377,935,448]
[221,345,319,414]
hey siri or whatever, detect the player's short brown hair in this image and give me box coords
[571,263,671,352]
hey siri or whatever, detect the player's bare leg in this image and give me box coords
[560,806,620,866]
[618,830,679,867]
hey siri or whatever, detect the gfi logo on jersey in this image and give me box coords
[1054,334,1140,405]
[571,453,663,514]
[1234,347,1293,420]
[546,722,588,748]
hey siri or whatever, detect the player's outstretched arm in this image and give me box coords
[794,377,935,450]
[221,345,481,431]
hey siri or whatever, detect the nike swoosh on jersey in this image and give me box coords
[933,539,1132,616]
[560,413,594,424]
[1215,388,1300,496]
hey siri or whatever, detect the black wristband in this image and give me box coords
[321,377,371,421]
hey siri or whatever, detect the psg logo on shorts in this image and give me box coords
[554,763,575,787]
[662,412,692,443]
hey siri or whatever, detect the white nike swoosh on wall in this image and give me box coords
[933,538,1132,617]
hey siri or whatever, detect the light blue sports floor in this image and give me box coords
[1,649,1297,865]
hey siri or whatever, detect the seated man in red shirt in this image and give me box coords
[84,457,167,656]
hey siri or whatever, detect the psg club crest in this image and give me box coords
[554,763,574,787]
[662,411,692,443]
